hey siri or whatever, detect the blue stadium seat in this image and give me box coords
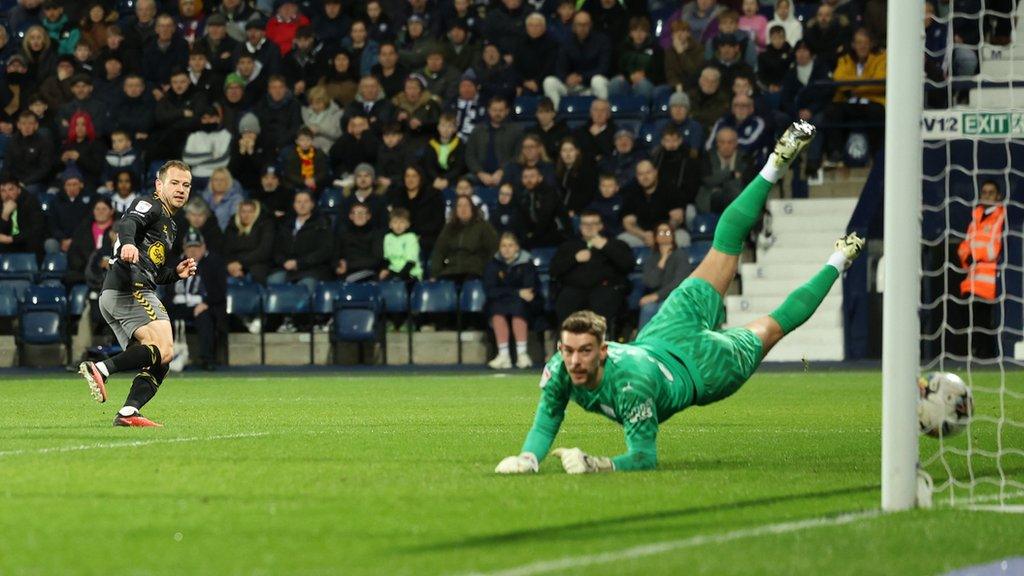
[338,282,381,312]
[226,283,263,316]
[691,213,719,241]
[410,280,457,315]
[442,187,457,203]
[38,195,53,213]
[333,308,379,343]
[632,246,652,269]
[559,96,595,120]
[459,279,487,314]
[513,95,540,120]
[39,252,67,280]
[476,186,499,208]
[638,120,667,147]
[0,284,18,317]
[19,311,62,345]
[313,281,346,315]
[263,284,311,315]
[615,119,642,137]
[22,285,67,314]
[689,241,713,266]
[68,284,89,316]
[538,273,555,313]
[609,95,650,120]
[319,187,344,214]
[0,280,31,299]
[379,281,409,313]
[639,301,659,329]
[627,273,646,311]
[0,253,38,281]
[651,91,672,119]
[531,247,557,274]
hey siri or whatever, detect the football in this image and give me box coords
[918,372,974,438]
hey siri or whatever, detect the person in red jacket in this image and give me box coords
[265,0,311,56]
[957,180,1006,359]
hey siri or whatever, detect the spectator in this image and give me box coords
[340,163,389,232]
[330,115,380,183]
[237,17,282,75]
[176,0,206,46]
[651,126,699,209]
[664,20,705,94]
[446,178,490,222]
[46,165,92,254]
[151,69,207,161]
[67,196,114,285]
[341,20,380,78]
[547,0,577,46]
[202,167,245,232]
[142,14,189,86]
[282,26,320,96]
[0,177,45,257]
[317,0,353,47]
[380,207,423,282]
[555,137,597,216]
[758,25,793,91]
[441,20,480,74]
[803,2,851,69]
[72,38,96,77]
[572,97,617,162]
[483,0,527,56]
[224,198,275,284]
[465,95,521,187]
[696,126,753,214]
[183,104,234,179]
[703,11,758,69]
[231,53,267,108]
[669,0,723,46]
[421,48,459,103]
[422,112,467,191]
[550,209,633,325]
[364,0,395,45]
[639,221,693,317]
[543,11,610,108]
[40,1,80,56]
[268,189,334,299]
[251,166,294,220]
[59,74,108,138]
[824,28,886,163]
[501,133,555,187]
[513,13,557,96]
[598,129,645,187]
[376,122,415,189]
[121,0,158,52]
[392,74,441,145]
[176,198,226,260]
[704,93,770,160]
[585,173,625,238]
[253,74,302,160]
[334,202,385,283]
[621,159,684,248]
[300,86,343,155]
[430,195,499,281]
[318,48,358,106]
[100,130,143,192]
[397,15,439,70]
[372,42,408,98]
[767,0,802,46]
[664,91,705,157]
[484,232,538,369]
[489,183,525,240]
[2,110,54,196]
[584,0,627,44]
[686,66,729,132]
[955,180,1005,359]
[780,40,832,173]
[59,110,105,188]
[281,126,331,193]
[266,0,310,57]
[187,46,223,101]
[517,164,569,249]
[229,112,274,192]
[169,229,227,371]
[387,165,445,255]
[705,32,755,92]
[439,0,483,44]
[108,169,139,214]
[214,0,259,43]
[738,0,768,52]
[468,42,518,105]
[197,14,238,76]
[449,77,484,141]
[22,25,58,86]
[344,75,395,133]
[527,97,569,161]
[609,16,664,102]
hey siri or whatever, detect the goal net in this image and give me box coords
[917,0,1024,508]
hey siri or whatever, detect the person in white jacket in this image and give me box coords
[766,0,802,45]
[301,85,344,154]
[182,104,233,180]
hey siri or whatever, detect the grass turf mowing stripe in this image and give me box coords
[463,509,882,576]
[0,431,273,457]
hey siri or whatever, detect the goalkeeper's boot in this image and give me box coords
[79,361,108,403]
[834,232,865,270]
[113,412,163,427]
[771,120,816,170]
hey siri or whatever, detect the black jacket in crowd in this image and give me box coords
[273,213,335,282]
[550,235,634,290]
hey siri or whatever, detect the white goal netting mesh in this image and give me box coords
[918,0,1024,508]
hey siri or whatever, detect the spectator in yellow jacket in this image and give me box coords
[823,28,886,163]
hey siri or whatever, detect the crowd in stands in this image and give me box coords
[0,0,993,366]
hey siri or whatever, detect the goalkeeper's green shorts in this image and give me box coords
[635,277,764,406]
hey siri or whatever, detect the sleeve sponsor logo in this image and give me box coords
[134,200,152,214]
[626,398,654,424]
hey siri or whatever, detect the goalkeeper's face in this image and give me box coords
[559,332,608,390]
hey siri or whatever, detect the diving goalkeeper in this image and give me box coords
[495,122,864,474]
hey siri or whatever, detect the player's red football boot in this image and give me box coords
[113,413,163,427]
[78,361,107,403]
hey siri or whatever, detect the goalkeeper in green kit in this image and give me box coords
[495,122,865,475]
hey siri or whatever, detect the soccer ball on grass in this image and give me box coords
[918,372,973,438]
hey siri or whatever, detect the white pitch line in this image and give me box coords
[463,510,881,576]
[0,431,272,458]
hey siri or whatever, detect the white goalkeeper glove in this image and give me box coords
[494,452,539,474]
[550,447,614,474]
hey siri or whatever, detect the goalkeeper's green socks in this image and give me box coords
[711,160,781,256]
[769,253,846,334]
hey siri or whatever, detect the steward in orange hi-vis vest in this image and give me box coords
[957,188,1005,301]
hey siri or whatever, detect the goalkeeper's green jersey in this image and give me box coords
[520,342,700,471]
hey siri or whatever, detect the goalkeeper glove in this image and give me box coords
[550,447,614,474]
[494,452,539,474]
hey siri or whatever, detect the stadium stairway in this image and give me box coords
[724,197,859,362]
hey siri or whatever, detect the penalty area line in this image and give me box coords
[0,431,273,458]
[462,509,881,576]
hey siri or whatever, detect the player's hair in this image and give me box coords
[561,311,607,344]
[157,160,192,182]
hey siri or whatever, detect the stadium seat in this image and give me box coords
[379,281,409,314]
[456,279,487,364]
[609,95,650,120]
[691,213,719,241]
[689,241,713,266]
[0,284,18,318]
[410,280,457,315]
[263,284,311,316]
[638,120,667,147]
[38,195,52,212]
[313,281,346,315]
[651,91,672,119]
[531,247,557,274]
[559,96,595,120]
[226,283,264,316]
[615,119,642,138]
[18,285,69,364]
[22,285,68,314]
[68,284,89,317]
[0,280,31,299]
[513,95,540,120]
[476,186,499,208]
[338,282,381,311]
[537,273,555,313]
[632,246,652,269]
[0,253,38,281]
[333,308,378,343]
[38,252,67,281]
[627,273,646,311]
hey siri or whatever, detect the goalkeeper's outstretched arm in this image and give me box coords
[495,392,568,474]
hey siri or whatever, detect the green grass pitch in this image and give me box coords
[1,370,1022,575]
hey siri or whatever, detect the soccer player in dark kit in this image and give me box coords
[78,161,199,427]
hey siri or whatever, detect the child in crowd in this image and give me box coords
[381,208,423,282]
[483,232,538,370]
[100,130,142,194]
[585,173,625,238]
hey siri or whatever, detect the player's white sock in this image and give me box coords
[96,362,110,377]
[827,251,848,272]
[118,406,138,417]
[759,154,783,183]
[515,342,528,356]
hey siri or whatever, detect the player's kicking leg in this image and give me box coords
[691,121,816,297]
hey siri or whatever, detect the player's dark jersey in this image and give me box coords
[103,196,180,292]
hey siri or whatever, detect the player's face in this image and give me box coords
[559,332,607,389]
[157,167,192,210]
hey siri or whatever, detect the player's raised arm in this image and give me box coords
[495,360,570,474]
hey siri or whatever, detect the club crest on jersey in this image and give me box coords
[134,200,152,214]
[148,242,166,266]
